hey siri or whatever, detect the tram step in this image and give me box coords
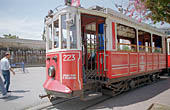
[81,91,102,101]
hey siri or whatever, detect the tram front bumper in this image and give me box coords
[43,79,72,95]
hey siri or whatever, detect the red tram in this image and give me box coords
[43,5,168,100]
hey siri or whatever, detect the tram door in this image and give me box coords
[81,14,106,82]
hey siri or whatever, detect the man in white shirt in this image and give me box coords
[0,58,9,97]
[0,52,15,92]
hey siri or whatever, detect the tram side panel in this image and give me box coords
[44,51,83,94]
[138,53,145,72]
[61,51,83,91]
[111,52,130,78]
[146,53,153,71]
[159,54,166,69]
[168,55,170,68]
[106,52,166,80]
[129,53,138,74]
[153,53,159,70]
[105,21,166,80]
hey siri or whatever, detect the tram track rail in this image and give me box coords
[80,96,112,110]
[23,97,78,110]
[41,95,112,110]
[23,95,112,110]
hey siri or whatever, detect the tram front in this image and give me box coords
[43,7,83,99]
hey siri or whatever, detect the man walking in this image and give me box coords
[0,52,15,92]
[0,59,9,97]
[0,76,9,97]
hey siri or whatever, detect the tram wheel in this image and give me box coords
[129,80,136,89]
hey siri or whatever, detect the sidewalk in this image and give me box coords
[0,67,48,110]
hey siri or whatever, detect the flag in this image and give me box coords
[71,0,80,7]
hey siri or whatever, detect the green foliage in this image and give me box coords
[120,0,170,24]
[122,45,130,51]
[118,45,135,52]
[154,47,161,53]
[3,34,19,39]
[141,0,170,24]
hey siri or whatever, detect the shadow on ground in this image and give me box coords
[46,78,170,110]
[0,95,24,101]
[0,90,30,102]
[11,90,30,93]
[91,78,170,110]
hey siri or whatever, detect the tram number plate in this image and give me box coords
[63,74,76,79]
[63,54,75,61]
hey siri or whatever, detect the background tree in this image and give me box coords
[3,34,19,39]
[115,0,170,24]
[143,0,170,24]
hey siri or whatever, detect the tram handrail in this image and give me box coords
[152,47,162,53]
[117,43,162,53]
[139,45,152,53]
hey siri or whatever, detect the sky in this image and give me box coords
[0,0,169,40]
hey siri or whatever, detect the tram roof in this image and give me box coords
[78,6,166,36]
[48,5,166,37]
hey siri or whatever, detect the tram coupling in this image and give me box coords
[39,94,50,99]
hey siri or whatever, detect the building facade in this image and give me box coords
[0,38,46,66]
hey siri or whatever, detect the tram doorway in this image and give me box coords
[81,14,106,82]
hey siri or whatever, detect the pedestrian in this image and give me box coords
[0,60,10,97]
[0,52,15,92]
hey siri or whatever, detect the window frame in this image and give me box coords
[152,34,163,53]
[46,11,80,53]
[168,38,170,55]
[60,12,78,50]
[53,17,60,49]
[46,23,53,51]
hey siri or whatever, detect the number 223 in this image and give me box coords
[63,54,75,61]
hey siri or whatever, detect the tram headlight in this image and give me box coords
[48,66,55,78]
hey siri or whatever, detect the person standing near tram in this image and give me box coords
[0,52,15,92]
[0,57,10,97]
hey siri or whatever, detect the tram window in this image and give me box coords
[48,24,52,50]
[70,20,77,49]
[117,24,136,52]
[86,34,96,53]
[153,35,162,53]
[61,14,67,49]
[119,39,131,50]
[53,20,59,48]
[138,31,151,53]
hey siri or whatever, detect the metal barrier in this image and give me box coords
[11,62,25,72]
